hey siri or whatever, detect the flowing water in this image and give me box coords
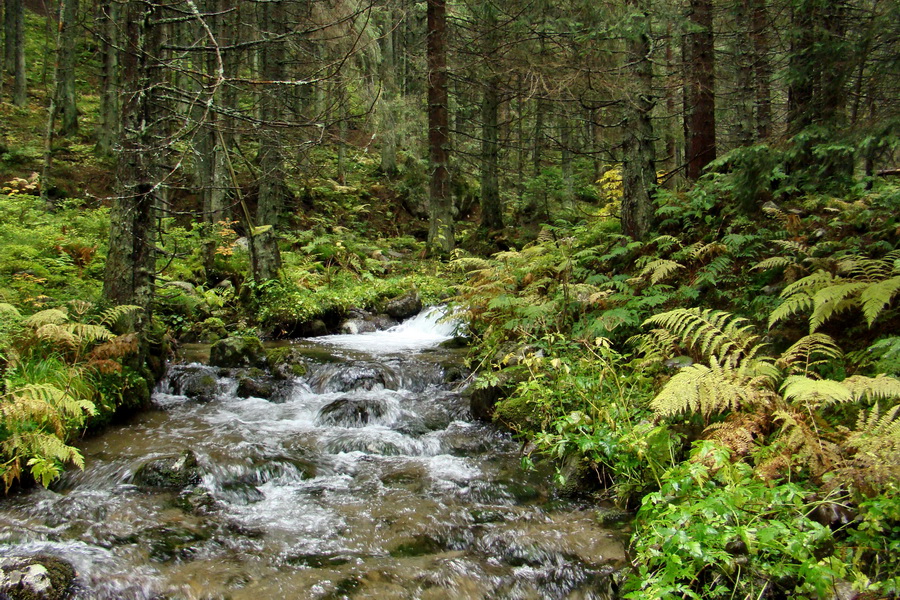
[0,308,626,599]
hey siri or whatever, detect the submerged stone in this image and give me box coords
[133,450,201,490]
[317,396,389,427]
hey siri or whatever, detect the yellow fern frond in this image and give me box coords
[840,374,900,403]
[768,294,814,328]
[753,257,795,271]
[0,303,22,318]
[95,304,142,328]
[643,308,763,367]
[65,323,114,346]
[780,270,834,299]
[24,309,69,328]
[689,242,726,262]
[650,358,758,421]
[33,323,78,348]
[781,375,852,409]
[809,281,867,331]
[776,334,843,374]
[451,257,494,274]
[836,257,893,280]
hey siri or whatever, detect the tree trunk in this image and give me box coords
[426,0,454,254]
[751,0,770,139]
[96,0,120,153]
[252,0,286,281]
[684,0,715,180]
[53,0,78,137]
[480,76,502,230]
[377,7,398,176]
[103,1,161,326]
[7,0,26,106]
[621,0,656,241]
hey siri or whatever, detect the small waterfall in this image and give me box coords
[317,305,461,353]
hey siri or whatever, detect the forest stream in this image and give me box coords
[0,308,627,599]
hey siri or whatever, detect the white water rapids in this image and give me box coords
[0,307,626,599]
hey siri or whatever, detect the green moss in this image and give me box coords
[493,395,545,435]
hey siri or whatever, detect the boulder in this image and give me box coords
[236,374,277,399]
[133,450,201,490]
[340,318,377,335]
[170,365,219,402]
[0,555,75,600]
[209,336,266,368]
[384,291,422,319]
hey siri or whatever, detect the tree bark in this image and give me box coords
[103,1,161,326]
[53,0,78,137]
[751,0,770,139]
[684,0,715,179]
[6,0,26,106]
[480,76,502,230]
[621,0,656,241]
[96,0,120,153]
[252,0,286,281]
[426,0,454,254]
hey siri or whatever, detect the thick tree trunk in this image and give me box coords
[377,7,398,176]
[733,0,755,147]
[426,0,454,254]
[252,0,285,281]
[103,1,160,325]
[685,0,715,180]
[621,0,656,241]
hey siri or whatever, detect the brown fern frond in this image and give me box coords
[89,333,139,361]
[773,407,840,479]
[87,359,123,374]
[704,410,770,457]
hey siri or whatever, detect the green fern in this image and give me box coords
[24,309,69,328]
[770,257,900,332]
[776,334,843,374]
[638,259,684,285]
[642,308,765,368]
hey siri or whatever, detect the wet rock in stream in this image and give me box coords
[132,450,201,490]
[209,335,266,368]
[0,555,75,600]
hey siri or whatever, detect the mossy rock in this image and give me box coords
[133,450,201,490]
[266,346,309,380]
[190,317,229,343]
[209,335,266,368]
[0,555,75,600]
[141,525,210,562]
[492,394,545,435]
[383,291,422,319]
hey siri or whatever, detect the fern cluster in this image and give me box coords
[0,302,142,490]
[637,307,900,492]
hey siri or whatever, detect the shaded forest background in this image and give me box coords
[2,0,900,597]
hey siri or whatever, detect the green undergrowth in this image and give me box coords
[455,171,900,597]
